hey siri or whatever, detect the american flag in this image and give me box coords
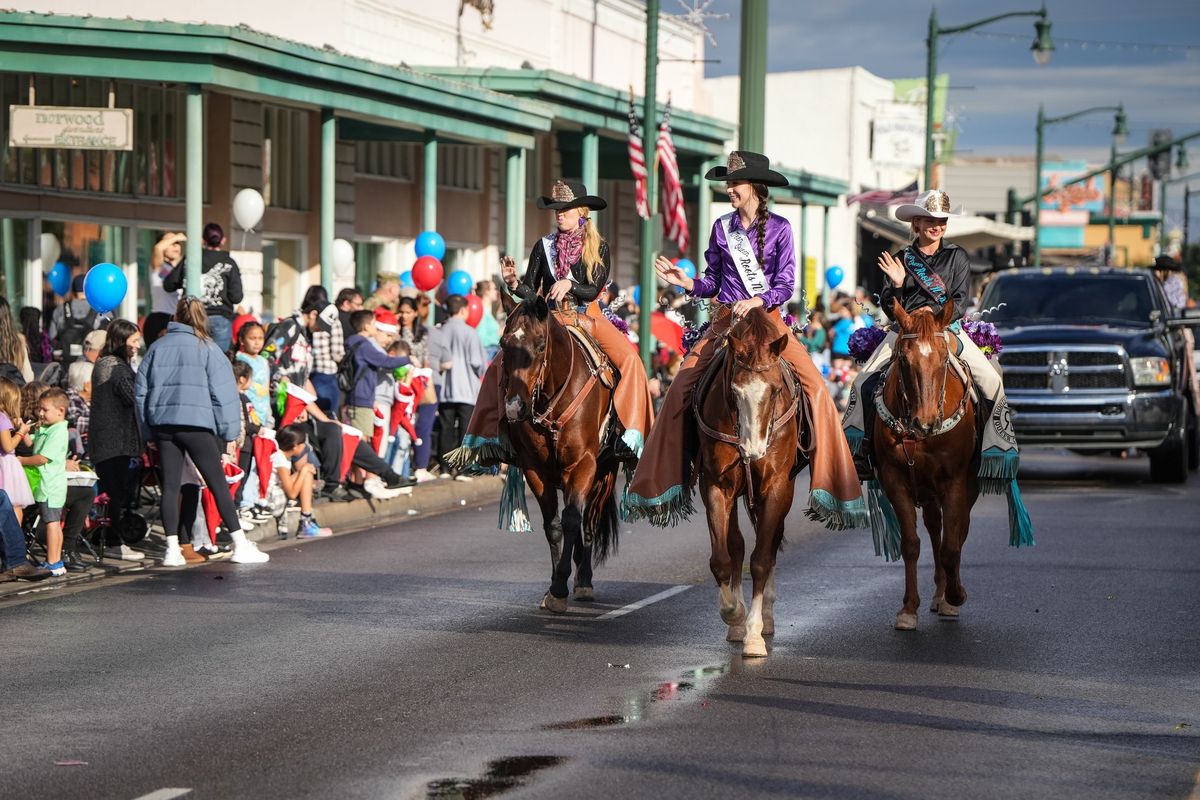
[846,180,920,206]
[656,97,689,254]
[627,89,650,220]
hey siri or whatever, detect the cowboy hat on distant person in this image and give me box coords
[894,189,963,222]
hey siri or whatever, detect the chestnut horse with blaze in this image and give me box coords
[872,299,978,630]
[498,293,622,613]
[695,307,808,658]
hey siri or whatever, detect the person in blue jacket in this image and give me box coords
[343,310,410,439]
[135,296,269,565]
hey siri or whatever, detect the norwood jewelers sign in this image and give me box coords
[8,105,133,150]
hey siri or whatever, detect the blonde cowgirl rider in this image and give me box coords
[624,151,868,530]
[449,180,655,470]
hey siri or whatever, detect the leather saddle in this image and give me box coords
[560,316,616,390]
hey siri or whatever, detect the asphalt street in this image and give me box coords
[2,450,1198,800]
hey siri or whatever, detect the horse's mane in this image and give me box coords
[903,307,942,339]
[735,307,779,347]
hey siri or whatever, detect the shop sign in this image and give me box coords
[8,105,133,151]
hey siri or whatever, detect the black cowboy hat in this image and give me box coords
[536,179,607,211]
[1152,255,1182,272]
[704,150,789,188]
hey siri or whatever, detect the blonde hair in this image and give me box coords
[580,209,604,283]
[174,296,211,341]
[0,377,21,423]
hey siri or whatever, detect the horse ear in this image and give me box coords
[500,288,517,316]
[890,297,911,330]
[769,332,789,358]
[533,295,549,321]
[936,299,956,329]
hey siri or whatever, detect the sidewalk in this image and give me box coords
[0,475,504,603]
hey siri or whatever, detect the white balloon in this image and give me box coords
[332,238,355,278]
[232,188,265,231]
[40,233,61,268]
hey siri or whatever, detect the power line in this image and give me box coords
[966,29,1200,57]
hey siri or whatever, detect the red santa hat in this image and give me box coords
[252,428,278,501]
[371,407,387,454]
[200,462,245,543]
[338,424,361,482]
[279,382,317,427]
[373,308,400,336]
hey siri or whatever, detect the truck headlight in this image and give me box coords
[1130,357,1171,387]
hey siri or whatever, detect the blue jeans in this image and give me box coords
[0,490,29,569]
[207,314,233,353]
[310,372,341,416]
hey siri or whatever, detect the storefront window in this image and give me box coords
[437,145,484,191]
[356,141,416,181]
[262,106,310,211]
[0,74,185,200]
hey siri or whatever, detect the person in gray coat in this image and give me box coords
[435,295,486,477]
[135,297,268,565]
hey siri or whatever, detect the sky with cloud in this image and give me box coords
[694,0,1199,165]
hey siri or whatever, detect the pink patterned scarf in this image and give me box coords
[554,223,585,280]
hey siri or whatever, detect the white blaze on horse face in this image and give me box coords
[733,376,772,460]
[511,328,525,341]
[916,341,932,358]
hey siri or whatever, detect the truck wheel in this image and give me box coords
[1149,427,1188,483]
[1187,412,1199,472]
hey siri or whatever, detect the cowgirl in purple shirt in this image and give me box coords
[626,151,867,531]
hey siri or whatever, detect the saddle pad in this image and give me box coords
[563,323,616,390]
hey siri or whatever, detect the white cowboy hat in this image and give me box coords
[894,189,962,222]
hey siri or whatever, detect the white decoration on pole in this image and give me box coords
[232,188,265,231]
[670,0,728,47]
[40,233,61,269]
[332,238,355,279]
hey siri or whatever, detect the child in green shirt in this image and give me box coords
[22,388,69,576]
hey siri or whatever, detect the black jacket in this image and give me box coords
[879,242,970,324]
[163,249,244,319]
[512,237,609,305]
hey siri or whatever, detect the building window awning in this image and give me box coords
[0,12,557,149]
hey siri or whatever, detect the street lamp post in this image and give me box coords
[1033,103,1127,267]
[925,5,1054,190]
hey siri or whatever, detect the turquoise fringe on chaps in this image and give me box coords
[499,467,532,533]
[865,479,902,562]
[1006,478,1035,547]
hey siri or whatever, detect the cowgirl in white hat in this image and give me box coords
[842,189,1020,495]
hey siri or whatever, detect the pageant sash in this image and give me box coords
[900,245,949,306]
[718,212,770,298]
[541,234,578,283]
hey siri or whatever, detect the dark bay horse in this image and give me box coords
[498,294,621,613]
[694,307,804,658]
[872,300,977,630]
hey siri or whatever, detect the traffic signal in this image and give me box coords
[1149,129,1173,180]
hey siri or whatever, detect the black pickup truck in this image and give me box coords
[978,266,1200,482]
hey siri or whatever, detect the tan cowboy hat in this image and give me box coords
[536,179,607,211]
[895,189,962,222]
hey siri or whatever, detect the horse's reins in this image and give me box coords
[878,329,973,466]
[693,325,802,522]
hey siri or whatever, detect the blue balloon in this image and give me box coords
[48,261,71,296]
[399,270,415,288]
[631,285,641,307]
[676,258,697,280]
[825,265,845,290]
[83,263,127,313]
[414,230,446,261]
[446,269,473,297]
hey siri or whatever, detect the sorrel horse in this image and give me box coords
[872,299,978,630]
[498,294,621,613]
[694,307,805,658]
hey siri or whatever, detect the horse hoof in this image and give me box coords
[541,593,569,614]
[762,620,775,637]
[930,595,944,613]
[938,602,961,618]
[726,624,746,642]
[573,586,594,601]
[720,606,746,626]
[894,612,918,631]
[742,637,768,658]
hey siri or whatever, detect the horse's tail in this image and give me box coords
[588,464,621,565]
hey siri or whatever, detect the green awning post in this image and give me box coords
[1,218,16,305]
[738,0,767,152]
[320,108,335,293]
[638,0,660,371]
[798,201,808,310]
[185,84,203,294]
[821,206,831,309]
[581,128,599,194]
[695,158,719,324]
[505,147,527,261]
[423,130,438,232]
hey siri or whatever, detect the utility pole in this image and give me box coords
[638,0,660,370]
[738,0,768,153]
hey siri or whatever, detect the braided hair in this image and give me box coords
[751,183,770,262]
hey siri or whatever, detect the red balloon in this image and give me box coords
[466,294,484,328]
[411,256,444,291]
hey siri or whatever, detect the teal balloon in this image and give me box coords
[415,231,446,261]
[676,258,697,280]
[48,261,71,296]
[825,265,844,290]
[446,269,472,297]
[399,270,414,288]
[83,263,127,313]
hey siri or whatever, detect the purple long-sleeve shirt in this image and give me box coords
[691,211,796,310]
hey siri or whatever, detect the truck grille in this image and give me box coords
[999,347,1128,393]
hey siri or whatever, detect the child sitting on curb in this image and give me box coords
[275,425,331,539]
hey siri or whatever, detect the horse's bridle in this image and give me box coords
[876,329,973,462]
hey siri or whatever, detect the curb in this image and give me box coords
[0,475,504,603]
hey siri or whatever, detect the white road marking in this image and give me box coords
[596,584,692,620]
[131,789,192,800]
